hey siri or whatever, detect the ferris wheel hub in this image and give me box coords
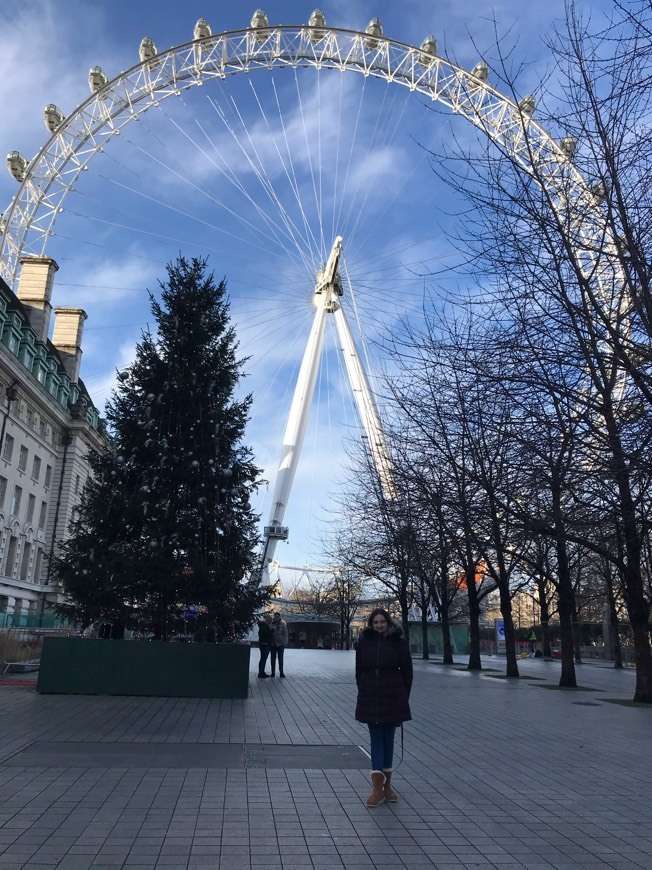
[314,235,344,310]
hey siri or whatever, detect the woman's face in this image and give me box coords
[372,614,389,634]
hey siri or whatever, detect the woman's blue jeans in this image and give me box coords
[368,723,396,771]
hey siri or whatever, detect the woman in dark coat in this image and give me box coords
[355,608,412,807]
[257,613,273,678]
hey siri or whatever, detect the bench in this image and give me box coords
[3,659,40,674]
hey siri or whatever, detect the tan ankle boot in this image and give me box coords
[383,769,398,802]
[366,771,386,807]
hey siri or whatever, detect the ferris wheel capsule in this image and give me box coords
[194,18,212,40]
[418,35,437,66]
[471,60,489,81]
[518,94,536,118]
[251,9,270,42]
[139,37,158,65]
[44,104,65,133]
[308,9,327,41]
[591,179,607,203]
[88,66,108,94]
[559,135,577,158]
[365,18,383,50]
[6,151,28,182]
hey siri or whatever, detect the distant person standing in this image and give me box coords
[298,630,307,649]
[270,612,288,677]
[257,613,273,678]
[355,608,412,807]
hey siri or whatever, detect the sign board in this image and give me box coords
[495,618,506,654]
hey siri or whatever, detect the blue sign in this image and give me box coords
[495,618,506,653]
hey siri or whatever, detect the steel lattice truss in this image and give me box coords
[1,24,621,299]
[0,27,621,297]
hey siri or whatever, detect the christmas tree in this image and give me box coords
[54,256,269,639]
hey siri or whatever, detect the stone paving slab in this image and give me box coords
[3,743,368,770]
[0,652,651,869]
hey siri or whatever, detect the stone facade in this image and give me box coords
[0,257,105,624]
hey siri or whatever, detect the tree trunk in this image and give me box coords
[421,608,429,659]
[572,602,583,665]
[439,542,454,663]
[399,591,410,650]
[536,575,553,658]
[552,490,577,687]
[556,549,577,686]
[603,408,652,701]
[441,606,454,664]
[499,589,520,678]
[605,573,623,669]
[466,570,482,671]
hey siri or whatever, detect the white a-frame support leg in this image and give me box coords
[260,236,394,580]
[332,304,396,502]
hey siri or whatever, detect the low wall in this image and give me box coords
[37,637,251,698]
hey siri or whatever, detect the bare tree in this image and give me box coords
[416,2,652,701]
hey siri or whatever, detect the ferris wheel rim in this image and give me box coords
[0,21,615,294]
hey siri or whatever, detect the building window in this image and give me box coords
[2,435,14,463]
[19,542,31,582]
[31,455,41,481]
[74,474,81,494]
[38,501,47,530]
[44,465,52,489]
[0,476,6,509]
[26,494,35,524]
[5,535,17,576]
[26,406,35,428]
[18,445,28,472]
[33,548,44,584]
[11,486,22,516]
[39,419,46,439]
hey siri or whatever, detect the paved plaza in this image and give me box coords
[0,650,651,870]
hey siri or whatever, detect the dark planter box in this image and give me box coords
[37,638,251,698]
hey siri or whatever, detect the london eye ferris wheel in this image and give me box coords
[0,8,615,577]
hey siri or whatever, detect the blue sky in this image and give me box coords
[0,0,611,591]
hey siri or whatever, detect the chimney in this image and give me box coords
[17,256,59,342]
[52,307,87,383]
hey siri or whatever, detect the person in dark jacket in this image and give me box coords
[355,608,412,807]
[270,612,289,677]
[257,613,273,678]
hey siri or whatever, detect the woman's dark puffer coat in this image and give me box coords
[355,624,413,724]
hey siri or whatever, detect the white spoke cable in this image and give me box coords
[100,127,290,264]
[316,71,325,261]
[216,91,316,274]
[342,257,382,407]
[333,74,368,244]
[347,89,428,252]
[330,72,346,250]
[292,67,325,264]
[338,78,397,244]
[253,76,323,266]
[96,171,284,260]
[164,106,305,268]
